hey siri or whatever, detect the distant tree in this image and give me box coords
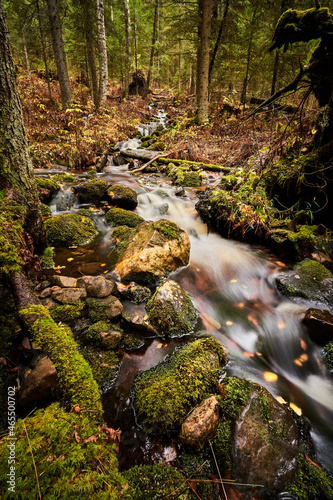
[46,0,72,110]
[146,0,159,93]
[197,0,212,124]
[96,0,108,108]
[122,0,130,96]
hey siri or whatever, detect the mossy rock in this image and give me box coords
[107,184,138,210]
[167,163,202,187]
[52,173,76,183]
[124,464,192,499]
[86,296,123,322]
[120,333,145,350]
[270,225,318,259]
[72,179,108,204]
[84,321,123,349]
[133,337,227,433]
[36,177,61,202]
[146,279,197,337]
[105,208,144,228]
[45,213,97,246]
[0,404,129,499]
[151,140,165,151]
[323,341,333,369]
[114,219,190,284]
[220,174,238,190]
[275,258,333,305]
[40,247,55,269]
[79,345,120,388]
[51,302,83,324]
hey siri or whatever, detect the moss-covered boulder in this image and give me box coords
[105,207,144,228]
[133,337,227,433]
[86,296,123,322]
[270,225,320,260]
[40,247,54,269]
[45,213,97,246]
[324,341,333,369]
[0,404,129,499]
[166,163,202,187]
[72,179,107,204]
[275,259,333,306]
[84,321,123,349]
[107,184,138,210]
[51,302,84,324]
[146,279,197,337]
[36,177,60,202]
[114,219,190,284]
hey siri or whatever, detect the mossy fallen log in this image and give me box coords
[121,149,230,172]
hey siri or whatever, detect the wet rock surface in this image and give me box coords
[107,184,138,210]
[76,275,116,298]
[302,308,333,345]
[19,357,58,407]
[179,395,219,446]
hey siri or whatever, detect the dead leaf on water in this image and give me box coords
[263,372,278,382]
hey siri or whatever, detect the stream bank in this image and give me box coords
[1,108,333,499]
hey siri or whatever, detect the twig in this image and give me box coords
[209,440,228,500]
[24,421,42,500]
[131,152,171,173]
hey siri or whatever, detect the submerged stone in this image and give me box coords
[114,219,190,284]
[133,337,226,433]
[146,279,197,337]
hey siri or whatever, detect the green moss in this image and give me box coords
[73,179,108,203]
[150,219,182,240]
[82,321,122,349]
[52,173,76,183]
[0,199,26,276]
[51,302,83,324]
[41,246,55,269]
[45,213,97,246]
[124,464,191,499]
[179,451,219,499]
[220,174,237,190]
[36,177,60,199]
[288,454,333,500]
[166,163,202,187]
[22,305,103,420]
[133,337,227,433]
[151,140,165,151]
[0,404,130,499]
[121,333,145,350]
[105,208,144,228]
[40,203,52,217]
[323,341,333,370]
[79,345,120,388]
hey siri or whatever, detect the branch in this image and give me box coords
[131,152,171,173]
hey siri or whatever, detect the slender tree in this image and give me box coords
[46,0,72,110]
[197,0,212,124]
[146,0,159,93]
[209,0,229,82]
[96,0,108,108]
[122,0,130,96]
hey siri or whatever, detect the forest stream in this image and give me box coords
[37,111,333,475]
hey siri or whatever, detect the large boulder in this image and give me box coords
[133,337,227,433]
[212,377,300,500]
[114,219,190,284]
[275,259,333,306]
[179,395,219,447]
[107,184,138,210]
[45,213,97,246]
[302,308,333,345]
[72,179,108,204]
[146,280,197,337]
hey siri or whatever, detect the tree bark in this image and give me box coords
[0,1,45,251]
[122,0,130,96]
[146,0,159,93]
[209,0,229,82]
[83,1,98,107]
[197,0,212,125]
[46,0,72,110]
[96,0,108,108]
[37,0,53,101]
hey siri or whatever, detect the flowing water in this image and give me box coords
[44,112,333,473]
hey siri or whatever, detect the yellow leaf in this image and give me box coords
[100,263,106,267]
[276,396,287,405]
[290,403,302,416]
[226,321,233,326]
[67,258,74,262]
[263,372,278,382]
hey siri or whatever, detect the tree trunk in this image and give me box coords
[209,0,229,82]
[146,0,159,93]
[84,2,98,107]
[122,0,130,97]
[96,0,108,109]
[46,0,72,110]
[37,0,53,101]
[0,1,45,251]
[197,0,212,125]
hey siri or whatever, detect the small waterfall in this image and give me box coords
[49,188,79,214]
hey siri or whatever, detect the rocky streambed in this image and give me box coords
[12,110,333,498]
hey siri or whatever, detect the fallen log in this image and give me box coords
[131,153,171,173]
[121,149,231,172]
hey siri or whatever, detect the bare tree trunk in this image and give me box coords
[0,2,45,251]
[37,0,53,101]
[46,0,72,110]
[85,12,98,106]
[122,0,130,96]
[146,0,159,93]
[209,0,229,82]
[96,0,108,109]
[197,0,212,125]
[178,38,181,93]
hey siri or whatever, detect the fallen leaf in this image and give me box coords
[264,372,278,382]
[290,403,302,416]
